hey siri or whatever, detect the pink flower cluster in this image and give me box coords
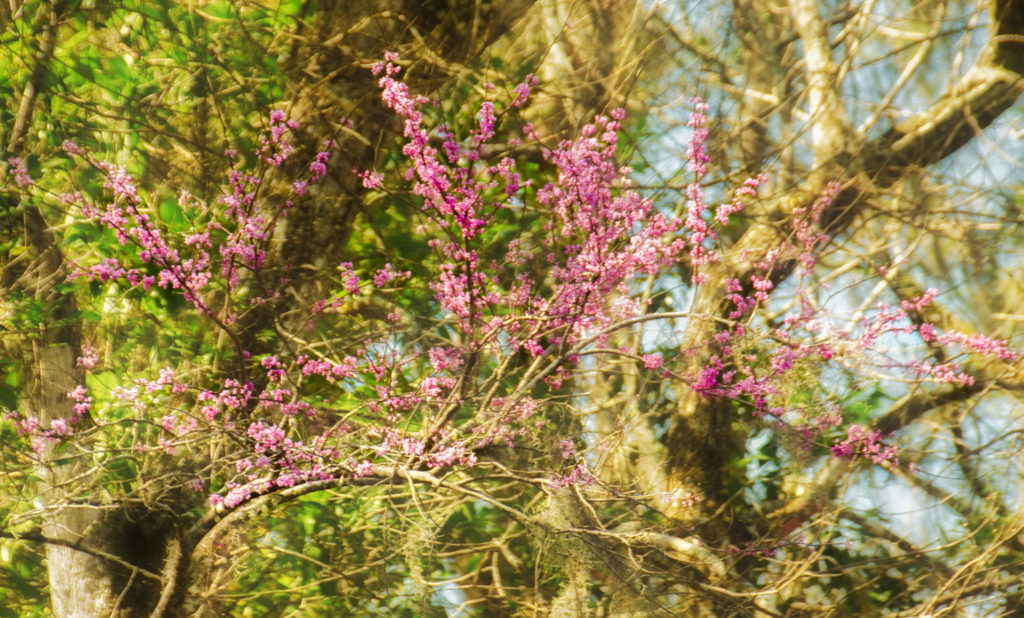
[209,418,337,508]
[831,424,899,467]
[67,384,92,422]
[680,100,772,285]
[550,461,596,488]
[512,74,539,107]
[373,263,411,288]
[76,344,99,370]
[65,111,333,314]
[7,157,33,188]
[54,53,1024,514]
[297,354,359,382]
[258,109,299,167]
[5,384,92,456]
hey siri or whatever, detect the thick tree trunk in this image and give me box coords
[31,344,117,616]
[4,3,131,614]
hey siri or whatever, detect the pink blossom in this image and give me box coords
[76,345,98,370]
[642,354,664,370]
[429,347,463,373]
[523,339,545,357]
[919,323,937,343]
[62,139,86,156]
[550,461,596,488]
[420,377,442,399]
[831,425,899,468]
[373,263,410,287]
[512,74,538,107]
[222,485,252,508]
[49,418,69,436]
[309,148,332,181]
[7,157,33,188]
[353,460,374,478]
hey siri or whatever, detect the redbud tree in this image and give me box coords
[2,52,1020,616]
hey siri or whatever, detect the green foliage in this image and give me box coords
[0,539,49,618]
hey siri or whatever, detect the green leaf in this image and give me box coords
[158,196,184,226]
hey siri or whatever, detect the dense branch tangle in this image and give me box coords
[643,0,1024,614]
